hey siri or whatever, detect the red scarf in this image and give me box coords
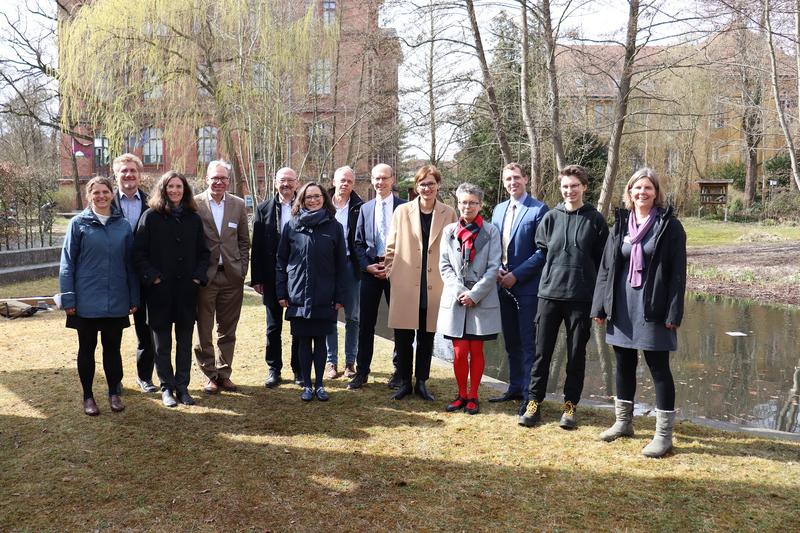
[455,215,483,264]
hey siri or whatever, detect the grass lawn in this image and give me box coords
[682,217,800,247]
[1,292,799,531]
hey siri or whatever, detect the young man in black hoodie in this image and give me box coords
[519,165,609,429]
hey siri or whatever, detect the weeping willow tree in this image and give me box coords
[59,0,337,197]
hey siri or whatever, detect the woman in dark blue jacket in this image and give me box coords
[276,182,346,402]
[60,177,139,416]
[134,171,209,408]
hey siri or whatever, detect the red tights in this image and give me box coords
[452,339,485,399]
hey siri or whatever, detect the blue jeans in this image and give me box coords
[326,262,360,366]
[499,289,538,400]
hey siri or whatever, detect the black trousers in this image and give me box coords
[613,346,676,410]
[76,324,124,400]
[152,323,193,393]
[298,335,327,388]
[133,302,155,382]
[264,297,299,377]
[394,307,434,383]
[528,299,592,404]
[356,273,397,377]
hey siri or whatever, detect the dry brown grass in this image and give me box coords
[1,293,799,532]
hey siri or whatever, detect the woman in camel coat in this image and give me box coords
[385,165,457,401]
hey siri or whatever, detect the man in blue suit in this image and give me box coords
[490,163,548,410]
[347,163,405,390]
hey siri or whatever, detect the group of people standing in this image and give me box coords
[59,154,686,458]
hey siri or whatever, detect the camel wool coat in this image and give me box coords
[385,197,457,331]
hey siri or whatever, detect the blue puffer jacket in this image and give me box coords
[59,206,139,318]
[276,208,347,322]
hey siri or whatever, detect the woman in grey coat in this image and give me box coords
[437,183,502,414]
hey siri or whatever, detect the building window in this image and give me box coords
[197,126,218,164]
[323,1,336,25]
[141,127,163,164]
[712,100,725,129]
[307,122,332,164]
[93,134,109,172]
[308,59,332,95]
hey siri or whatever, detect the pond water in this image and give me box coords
[371,294,800,435]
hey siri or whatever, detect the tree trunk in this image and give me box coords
[519,0,542,197]
[464,0,513,165]
[764,0,800,191]
[540,0,566,171]
[70,144,82,210]
[597,0,640,218]
[428,7,438,165]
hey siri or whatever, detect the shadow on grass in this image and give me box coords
[1,368,799,531]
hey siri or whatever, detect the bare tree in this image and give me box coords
[465,0,514,165]
[764,0,800,190]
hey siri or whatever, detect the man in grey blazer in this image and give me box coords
[347,164,405,390]
[111,153,157,393]
[193,160,251,393]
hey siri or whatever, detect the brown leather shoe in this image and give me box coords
[109,394,125,412]
[344,363,357,379]
[218,378,237,392]
[325,362,338,380]
[202,378,220,394]
[83,398,99,416]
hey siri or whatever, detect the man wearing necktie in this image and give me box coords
[347,164,406,390]
[490,163,548,411]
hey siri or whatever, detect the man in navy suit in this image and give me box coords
[111,153,157,394]
[490,163,548,409]
[347,163,405,390]
[251,167,300,388]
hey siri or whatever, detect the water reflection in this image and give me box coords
[374,294,800,434]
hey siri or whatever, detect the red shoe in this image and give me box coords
[446,396,467,412]
[465,398,480,415]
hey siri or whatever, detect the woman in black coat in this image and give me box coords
[276,182,346,402]
[134,171,209,408]
[591,167,686,458]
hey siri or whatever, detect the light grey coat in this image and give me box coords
[437,220,502,338]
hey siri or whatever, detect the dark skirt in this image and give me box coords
[66,315,130,330]
[289,317,336,337]
[444,333,498,341]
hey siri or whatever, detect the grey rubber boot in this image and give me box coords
[598,399,635,442]
[642,409,676,458]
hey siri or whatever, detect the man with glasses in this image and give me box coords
[110,153,157,393]
[490,163,548,413]
[193,160,251,393]
[347,163,405,390]
[251,167,301,387]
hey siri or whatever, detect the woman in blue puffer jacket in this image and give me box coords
[276,182,346,402]
[59,177,139,416]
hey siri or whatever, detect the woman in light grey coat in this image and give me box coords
[437,183,502,415]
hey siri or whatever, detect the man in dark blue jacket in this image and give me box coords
[490,163,548,411]
[110,153,156,394]
[251,167,300,387]
[347,163,405,390]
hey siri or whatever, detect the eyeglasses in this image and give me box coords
[209,177,229,182]
[458,201,481,207]
[417,181,438,189]
[305,194,323,201]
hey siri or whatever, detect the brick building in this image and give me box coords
[58,0,401,206]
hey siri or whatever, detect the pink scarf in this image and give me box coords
[627,208,659,288]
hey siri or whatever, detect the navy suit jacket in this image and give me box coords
[491,194,548,296]
[354,194,406,272]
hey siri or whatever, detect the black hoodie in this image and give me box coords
[535,202,609,302]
